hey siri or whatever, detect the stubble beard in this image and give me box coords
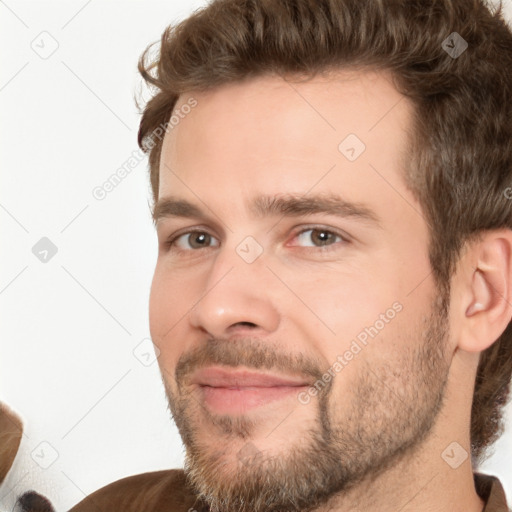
[163,290,451,512]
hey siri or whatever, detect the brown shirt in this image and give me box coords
[475,473,511,512]
[68,470,510,512]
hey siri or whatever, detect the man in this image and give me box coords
[70,0,512,510]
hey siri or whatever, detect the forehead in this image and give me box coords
[157,69,420,230]
[164,69,409,159]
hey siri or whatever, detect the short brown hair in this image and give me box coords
[136,0,512,467]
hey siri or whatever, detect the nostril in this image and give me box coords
[14,490,55,512]
[233,321,257,328]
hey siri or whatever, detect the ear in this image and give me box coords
[456,229,512,353]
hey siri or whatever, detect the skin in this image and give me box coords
[149,70,512,512]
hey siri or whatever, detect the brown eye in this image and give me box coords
[167,230,220,251]
[310,229,337,246]
[293,228,344,248]
[187,232,212,248]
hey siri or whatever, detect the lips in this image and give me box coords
[188,366,312,414]
[189,366,312,388]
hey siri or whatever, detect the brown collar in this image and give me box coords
[474,472,510,512]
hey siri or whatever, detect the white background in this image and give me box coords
[1,1,511,510]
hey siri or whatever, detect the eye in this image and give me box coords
[162,226,348,254]
[166,230,220,251]
[290,227,346,249]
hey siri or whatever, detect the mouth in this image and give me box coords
[189,366,312,414]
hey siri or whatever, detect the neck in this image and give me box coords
[314,350,485,512]
[313,436,484,512]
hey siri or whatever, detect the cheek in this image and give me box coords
[317,304,422,407]
[288,266,391,337]
[148,264,195,345]
[149,268,187,374]
[150,261,197,316]
[149,267,169,334]
[288,260,428,367]
[149,261,217,369]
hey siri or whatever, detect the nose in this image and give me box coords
[188,247,280,339]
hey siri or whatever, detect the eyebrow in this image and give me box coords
[153,193,381,228]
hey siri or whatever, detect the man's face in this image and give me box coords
[149,70,452,512]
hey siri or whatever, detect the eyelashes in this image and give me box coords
[163,226,349,254]
[166,229,219,251]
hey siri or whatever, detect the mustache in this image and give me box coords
[174,337,324,388]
